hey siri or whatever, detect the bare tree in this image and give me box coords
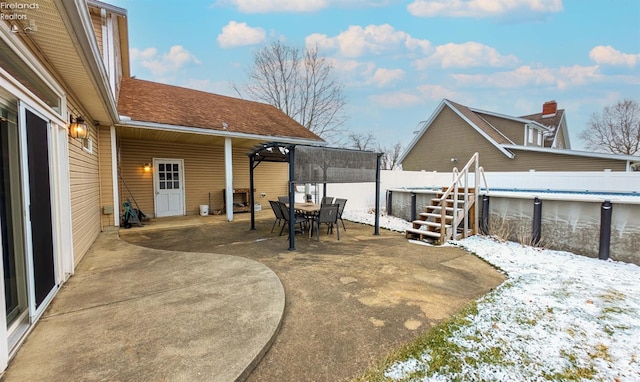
[580,99,640,155]
[233,41,347,142]
[379,142,403,170]
[348,132,376,150]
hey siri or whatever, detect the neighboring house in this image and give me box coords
[0,0,321,371]
[400,99,639,172]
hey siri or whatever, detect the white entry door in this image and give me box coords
[153,159,185,217]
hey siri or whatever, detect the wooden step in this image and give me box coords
[431,199,465,205]
[412,220,451,229]
[405,227,441,239]
[419,212,453,220]
[425,205,462,213]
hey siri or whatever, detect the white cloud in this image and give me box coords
[414,41,518,69]
[370,91,424,108]
[452,64,600,90]
[130,47,157,60]
[216,0,328,13]
[407,0,563,18]
[306,24,431,58]
[217,21,266,48]
[589,45,639,67]
[371,68,404,87]
[417,84,459,100]
[130,45,201,75]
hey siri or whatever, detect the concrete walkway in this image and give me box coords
[2,230,285,382]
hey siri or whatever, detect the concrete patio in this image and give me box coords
[2,211,504,381]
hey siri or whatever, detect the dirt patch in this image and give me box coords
[120,217,504,381]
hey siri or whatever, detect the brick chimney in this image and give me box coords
[542,100,557,118]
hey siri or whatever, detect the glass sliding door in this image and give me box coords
[24,108,56,310]
[0,102,29,350]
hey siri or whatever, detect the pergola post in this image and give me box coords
[288,146,296,250]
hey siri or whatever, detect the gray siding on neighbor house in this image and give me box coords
[477,113,524,145]
[507,149,628,171]
[402,106,629,172]
[402,106,509,172]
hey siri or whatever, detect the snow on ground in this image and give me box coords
[344,209,640,381]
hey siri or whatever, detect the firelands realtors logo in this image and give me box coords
[1,2,39,20]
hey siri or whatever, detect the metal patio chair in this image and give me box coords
[321,196,334,205]
[269,200,285,233]
[310,204,340,242]
[277,201,308,236]
[334,198,347,231]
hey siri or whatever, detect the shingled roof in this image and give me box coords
[520,109,565,147]
[446,99,513,145]
[117,77,324,142]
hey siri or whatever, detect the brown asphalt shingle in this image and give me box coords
[446,99,513,145]
[117,77,324,142]
[520,109,564,146]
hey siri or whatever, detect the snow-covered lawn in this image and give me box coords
[343,210,640,381]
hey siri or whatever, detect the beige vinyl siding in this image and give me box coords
[507,149,628,171]
[402,106,509,172]
[479,114,524,145]
[98,126,115,227]
[89,9,103,56]
[69,122,101,266]
[119,139,288,217]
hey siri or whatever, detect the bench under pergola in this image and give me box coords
[248,142,382,250]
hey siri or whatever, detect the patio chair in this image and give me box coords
[310,204,340,241]
[334,198,347,231]
[277,201,308,236]
[269,200,285,233]
[278,195,289,203]
[321,196,334,205]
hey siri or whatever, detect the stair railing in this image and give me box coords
[437,152,488,243]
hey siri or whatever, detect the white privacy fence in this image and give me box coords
[326,170,640,212]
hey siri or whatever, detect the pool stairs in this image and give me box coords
[405,153,487,244]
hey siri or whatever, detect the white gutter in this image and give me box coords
[117,119,328,146]
[503,144,640,161]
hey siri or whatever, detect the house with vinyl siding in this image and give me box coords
[0,0,321,371]
[399,99,639,172]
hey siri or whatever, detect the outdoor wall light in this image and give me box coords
[143,163,152,172]
[69,116,89,140]
[450,157,458,163]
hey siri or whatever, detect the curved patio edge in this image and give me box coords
[2,230,285,382]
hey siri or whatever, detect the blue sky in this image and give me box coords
[108,0,640,151]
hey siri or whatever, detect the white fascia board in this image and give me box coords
[56,0,119,124]
[398,99,447,164]
[117,119,328,146]
[447,100,515,159]
[503,144,640,161]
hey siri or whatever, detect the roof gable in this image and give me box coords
[117,77,323,142]
[398,99,515,164]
